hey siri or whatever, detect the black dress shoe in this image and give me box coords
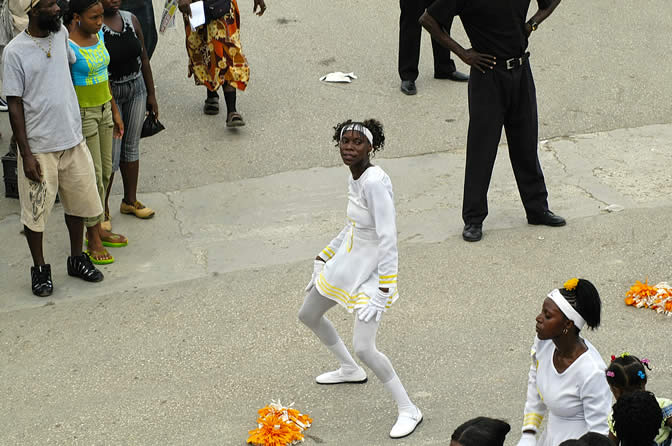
[527,210,566,227]
[435,70,469,82]
[462,223,483,242]
[400,80,417,95]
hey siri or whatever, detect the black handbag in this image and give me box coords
[203,0,231,22]
[140,112,165,138]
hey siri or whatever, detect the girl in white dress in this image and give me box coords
[298,119,422,439]
[517,278,612,446]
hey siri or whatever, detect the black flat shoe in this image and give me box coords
[527,210,566,227]
[203,97,219,115]
[67,253,104,282]
[462,223,483,242]
[435,70,469,82]
[31,264,53,297]
[400,80,417,95]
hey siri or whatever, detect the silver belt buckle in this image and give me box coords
[505,57,519,70]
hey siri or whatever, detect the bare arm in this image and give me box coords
[131,14,158,119]
[419,11,496,73]
[8,97,41,182]
[525,0,562,35]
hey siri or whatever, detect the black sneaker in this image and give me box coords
[31,264,53,297]
[67,253,104,282]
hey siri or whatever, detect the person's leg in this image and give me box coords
[118,77,154,216]
[298,288,361,374]
[103,171,114,230]
[462,68,507,226]
[425,0,456,77]
[204,86,220,115]
[353,316,421,438]
[57,141,105,280]
[504,63,550,218]
[24,226,45,266]
[398,0,423,82]
[64,213,84,257]
[17,150,59,296]
[224,83,244,127]
[97,103,127,246]
[80,107,116,260]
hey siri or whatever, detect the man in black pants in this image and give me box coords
[398,0,468,95]
[420,0,565,242]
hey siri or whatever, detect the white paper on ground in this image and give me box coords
[189,1,206,30]
[319,72,358,83]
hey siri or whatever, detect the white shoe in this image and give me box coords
[389,406,423,439]
[315,367,367,385]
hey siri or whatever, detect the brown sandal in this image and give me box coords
[226,112,245,127]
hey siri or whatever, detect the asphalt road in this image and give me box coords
[1,0,671,444]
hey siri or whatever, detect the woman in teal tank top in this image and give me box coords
[66,0,127,264]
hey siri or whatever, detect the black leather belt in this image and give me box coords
[502,52,530,70]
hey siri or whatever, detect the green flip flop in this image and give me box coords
[85,236,128,248]
[85,250,115,265]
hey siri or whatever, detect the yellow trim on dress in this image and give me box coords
[317,272,370,309]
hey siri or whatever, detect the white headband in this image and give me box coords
[340,124,373,146]
[548,288,586,330]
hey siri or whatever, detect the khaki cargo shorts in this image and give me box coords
[18,140,103,232]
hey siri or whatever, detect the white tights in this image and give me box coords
[298,288,415,414]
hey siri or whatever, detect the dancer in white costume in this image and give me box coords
[298,119,422,439]
[517,278,612,446]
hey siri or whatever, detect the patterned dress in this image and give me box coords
[183,0,249,91]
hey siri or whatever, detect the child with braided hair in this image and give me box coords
[298,119,422,439]
[606,354,672,446]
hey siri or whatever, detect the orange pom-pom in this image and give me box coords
[247,402,313,446]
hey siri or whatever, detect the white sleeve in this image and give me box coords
[318,222,350,262]
[522,339,547,433]
[580,369,612,435]
[2,46,24,97]
[363,176,398,290]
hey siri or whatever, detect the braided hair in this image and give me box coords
[451,417,511,446]
[612,390,662,446]
[332,119,385,155]
[62,0,100,26]
[558,278,601,330]
[606,354,650,392]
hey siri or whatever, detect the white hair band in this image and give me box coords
[340,124,373,146]
[548,288,586,330]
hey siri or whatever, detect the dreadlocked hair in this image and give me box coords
[332,119,385,154]
[559,278,601,330]
[612,390,662,446]
[63,0,100,26]
[606,354,650,392]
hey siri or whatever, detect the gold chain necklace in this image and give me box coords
[25,29,52,58]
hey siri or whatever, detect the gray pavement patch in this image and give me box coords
[2,124,672,312]
[1,208,670,445]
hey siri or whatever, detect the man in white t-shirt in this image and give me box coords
[3,0,105,296]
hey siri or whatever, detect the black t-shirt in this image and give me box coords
[427,0,552,59]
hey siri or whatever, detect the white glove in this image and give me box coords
[357,289,389,323]
[304,260,325,292]
[516,432,537,446]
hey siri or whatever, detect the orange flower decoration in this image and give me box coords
[564,278,579,291]
[247,402,313,446]
[624,280,672,316]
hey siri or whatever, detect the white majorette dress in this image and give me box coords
[522,337,612,446]
[316,165,399,312]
